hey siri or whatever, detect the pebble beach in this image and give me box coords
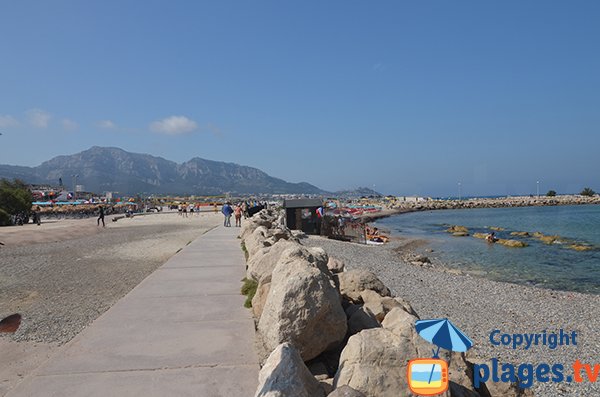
[0,212,221,395]
[305,235,600,396]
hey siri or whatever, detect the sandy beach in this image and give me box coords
[305,236,600,396]
[0,212,222,395]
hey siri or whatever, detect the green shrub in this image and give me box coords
[546,190,557,197]
[0,179,32,225]
[0,209,11,226]
[580,187,596,197]
[240,277,258,308]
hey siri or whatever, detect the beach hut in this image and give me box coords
[283,198,323,235]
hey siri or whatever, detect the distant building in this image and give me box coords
[283,198,323,235]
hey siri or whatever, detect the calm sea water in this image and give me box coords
[375,205,600,294]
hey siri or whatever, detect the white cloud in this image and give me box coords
[26,108,52,128]
[62,118,79,131]
[97,120,117,129]
[150,115,198,135]
[0,114,19,128]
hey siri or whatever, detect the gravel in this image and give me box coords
[0,213,220,345]
[305,236,600,397]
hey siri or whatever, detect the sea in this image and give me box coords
[375,204,600,294]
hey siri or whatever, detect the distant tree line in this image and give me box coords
[0,179,33,226]
[580,187,596,197]
[544,188,596,197]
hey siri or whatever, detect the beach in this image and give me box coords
[0,212,221,395]
[305,235,600,396]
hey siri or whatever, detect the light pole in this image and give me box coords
[72,174,79,200]
[537,181,540,198]
[458,182,462,200]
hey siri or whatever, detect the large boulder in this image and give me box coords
[347,305,381,336]
[257,258,347,362]
[264,225,298,247]
[334,328,426,397]
[244,226,271,259]
[360,290,386,322]
[482,372,534,396]
[360,290,418,321]
[335,308,451,397]
[276,245,330,277]
[328,385,366,397]
[327,257,345,274]
[255,343,325,397]
[246,239,301,282]
[241,211,275,240]
[336,270,391,303]
[252,281,271,320]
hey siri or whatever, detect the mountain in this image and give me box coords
[0,146,326,195]
[334,187,382,198]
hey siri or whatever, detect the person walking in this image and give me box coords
[97,206,105,227]
[234,204,242,227]
[221,202,233,227]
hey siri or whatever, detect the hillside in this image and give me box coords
[0,146,325,195]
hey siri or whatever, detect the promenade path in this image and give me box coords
[7,226,259,397]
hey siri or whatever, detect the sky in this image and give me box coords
[1,1,599,197]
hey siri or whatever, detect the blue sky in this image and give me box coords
[1,1,598,196]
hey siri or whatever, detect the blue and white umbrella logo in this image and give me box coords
[415,318,474,384]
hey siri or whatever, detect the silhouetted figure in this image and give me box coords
[97,206,105,227]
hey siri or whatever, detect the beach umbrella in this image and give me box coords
[416,318,473,356]
[415,318,473,384]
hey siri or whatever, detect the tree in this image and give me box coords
[546,190,557,197]
[0,179,33,226]
[580,187,596,197]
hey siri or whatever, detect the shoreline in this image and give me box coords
[370,203,600,296]
[357,195,600,223]
[304,235,600,396]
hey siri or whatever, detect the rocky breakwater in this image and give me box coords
[389,194,600,212]
[241,209,532,397]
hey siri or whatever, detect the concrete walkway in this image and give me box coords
[8,226,259,397]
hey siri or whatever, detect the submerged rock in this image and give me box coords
[497,239,528,248]
[510,231,530,237]
[569,244,594,251]
[447,225,469,234]
[539,235,561,244]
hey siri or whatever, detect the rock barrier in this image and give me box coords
[242,208,533,397]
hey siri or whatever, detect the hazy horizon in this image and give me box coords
[1,2,599,197]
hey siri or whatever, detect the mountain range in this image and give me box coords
[0,147,326,195]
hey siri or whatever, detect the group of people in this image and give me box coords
[365,226,390,243]
[177,203,203,217]
[221,202,243,227]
